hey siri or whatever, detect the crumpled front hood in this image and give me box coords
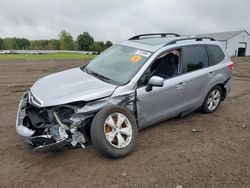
[30,68,117,107]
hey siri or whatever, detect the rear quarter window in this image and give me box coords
[207,45,225,65]
[182,45,209,73]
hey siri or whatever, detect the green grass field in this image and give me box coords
[0,53,97,61]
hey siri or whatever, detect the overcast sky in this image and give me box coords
[0,0,249,42]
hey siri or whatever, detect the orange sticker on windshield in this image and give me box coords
[130,55,142,63]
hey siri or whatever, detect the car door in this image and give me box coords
[180,45,211,109]
[136,51,186,129]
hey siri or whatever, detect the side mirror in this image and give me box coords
[146,76,164,92]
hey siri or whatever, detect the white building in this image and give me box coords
[196,30,250,57]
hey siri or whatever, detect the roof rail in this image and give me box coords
[165,37,216,45]
[129,33,181,40]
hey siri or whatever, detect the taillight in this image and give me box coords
[228,61,234,71]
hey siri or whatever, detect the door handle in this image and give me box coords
[176,82,185,89]
[208,71,215,77]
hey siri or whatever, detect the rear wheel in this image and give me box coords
[91,106,138,158]
[202,86,222,113]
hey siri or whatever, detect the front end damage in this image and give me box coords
[16,91,136,152]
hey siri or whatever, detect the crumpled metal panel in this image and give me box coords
[75,90,136,116]
[16,90,137,152]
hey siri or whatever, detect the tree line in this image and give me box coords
[0,30,113,53]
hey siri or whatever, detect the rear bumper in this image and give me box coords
[223,78,231,99]
[224,78,231,96]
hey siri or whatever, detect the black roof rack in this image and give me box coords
[165,37,216,46]
[129,33,181,40]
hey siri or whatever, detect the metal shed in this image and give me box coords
[196,30,250,57]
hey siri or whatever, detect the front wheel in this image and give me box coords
[202,86,222,113]
[91,106,138,158]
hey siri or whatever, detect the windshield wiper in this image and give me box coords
[84,67,112,82]
[83,67,122,85]
[92,72,112,82]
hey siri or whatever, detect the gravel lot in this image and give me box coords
[0,58,249,188]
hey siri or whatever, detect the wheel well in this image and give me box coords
[217,84,226,100]
[82,106,138,141]
[82,117,94,142]
[203,84,226,104]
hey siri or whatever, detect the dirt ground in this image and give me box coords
[0,58,249,188]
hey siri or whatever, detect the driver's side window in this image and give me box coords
[137,49,181,87]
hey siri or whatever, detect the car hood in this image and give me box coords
[30,68,117,107]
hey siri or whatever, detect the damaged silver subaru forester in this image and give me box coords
[16,33,233,157]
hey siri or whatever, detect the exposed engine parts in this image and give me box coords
[16,90,136,152]
[17,93,89,151]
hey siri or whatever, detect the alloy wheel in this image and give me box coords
[104,113,132,149]
[207,89,221,111]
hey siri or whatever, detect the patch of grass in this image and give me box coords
[0,53,97,61]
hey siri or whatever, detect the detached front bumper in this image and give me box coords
[16,90,136,152]
[16,92,83,152]
[16,92,34,143]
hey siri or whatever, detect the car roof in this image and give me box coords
[118,34,220,52]
[118,37,184,52]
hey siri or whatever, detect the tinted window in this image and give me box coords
[182,46,209,73]
[207,45,225,65]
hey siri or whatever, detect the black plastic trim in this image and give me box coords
[129,33,181,40]
[165,37,216,46]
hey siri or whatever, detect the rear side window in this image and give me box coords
[182,45,209,73]
[207,45,225,65]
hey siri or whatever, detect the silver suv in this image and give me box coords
[16,33,234,157]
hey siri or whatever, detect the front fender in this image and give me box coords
[75,91,136,119]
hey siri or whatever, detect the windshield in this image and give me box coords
[85,45,152,85]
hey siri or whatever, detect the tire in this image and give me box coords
[90,105,138,158]
[202,86,222,113]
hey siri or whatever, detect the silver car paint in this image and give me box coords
[119,37,189,53]
[137,75,186,128]
[30,68,117,107]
